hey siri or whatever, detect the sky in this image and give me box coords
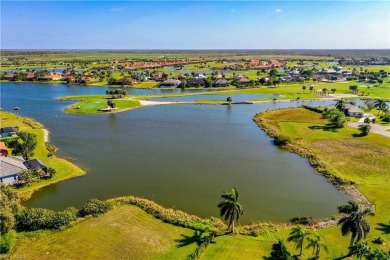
[1,1,389,49]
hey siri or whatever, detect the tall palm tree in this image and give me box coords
[337,201,374,249]
[217,188,243,233]
[335,99,346,112]
[14,107,20,119]
[374,99,388,116]
[305,233,328,259]
[287,225,309,256]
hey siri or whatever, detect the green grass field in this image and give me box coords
[59,95,141,114]
[13,205,198,260]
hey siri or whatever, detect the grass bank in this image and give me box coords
[0,111,85,200]
[58,95,141,114]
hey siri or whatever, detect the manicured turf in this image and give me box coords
[13,205,197,260]
[60,96,141,114]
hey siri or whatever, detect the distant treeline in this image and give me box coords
[2,49,389,58]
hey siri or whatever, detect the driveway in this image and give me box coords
[348,122,390,138]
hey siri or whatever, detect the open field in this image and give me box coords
[0,111,85,200]
[13,205,198,260]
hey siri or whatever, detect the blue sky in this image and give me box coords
[1,1,389,49]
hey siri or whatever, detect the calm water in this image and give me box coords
[0,82,349,223]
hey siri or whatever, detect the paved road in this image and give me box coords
[348,122,390,138]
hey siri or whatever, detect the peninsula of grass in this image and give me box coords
[58,95,141,114]
[0,111,85,200]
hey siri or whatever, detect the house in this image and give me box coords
[0,142,8,157]
[0,156,27,184]
[187,78,207,87]
[0,127,18,138]
[236,78,250,84]
[3,74,14,81]
[345,104,364,117]
[150,72,163,81]
[24,159,47,173]
[214,79,229,87]
[26,74,36,81]
[160,79,181,87]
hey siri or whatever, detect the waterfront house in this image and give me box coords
[0,156,27,184]
[236,77,250,84]
[345,104,364,117]
[24,159,47,173]
[3,74,14,81]
[187,78,207,87]
[214,79,229,87]
[26,74,36,81]
[160,79,181,87]
[0,127,18,138]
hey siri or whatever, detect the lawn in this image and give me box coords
[0,111,85,200]
[59,95,141,114]
[13,205,198,260]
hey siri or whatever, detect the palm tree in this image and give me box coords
[337,201,359,214]
[287,225,309,256]
[227,97,232,105]
[217,187,243,233]
[374,99,388,116]
[302,85,306,94]
[335,99,346,112]
[14,107,20,118]
[348,240,371,260]
[309,86,314,94]
[305,233,328,259]
[337,201,374,250]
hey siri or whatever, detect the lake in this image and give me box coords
[0,82,349,223]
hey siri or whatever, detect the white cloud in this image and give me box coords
[275,9,282,13]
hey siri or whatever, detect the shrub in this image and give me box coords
[358,124,371,136]
[0,210,15,234]
[0,231,16,254]
[274,135,291,146]
[78,199,113,217]
[112,196,225,232]
[15,208,76,231]
[383,111,390,122]
[302,105,324,113]
[290,216,314,226]
[23,118,43,129]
